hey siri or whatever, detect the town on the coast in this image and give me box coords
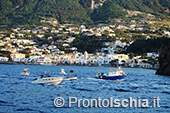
[1,13,170,70]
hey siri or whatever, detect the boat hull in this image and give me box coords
[60,72,67,75]
[65,77,77,80]
[98,75,126,80]
[21,72,30,76]
[32,77,63,85]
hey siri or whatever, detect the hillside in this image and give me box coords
[91,0,127,21]
[0,0,170,26]
[126,38,168,55]
[0,0,91,26]
[91,0,170,21]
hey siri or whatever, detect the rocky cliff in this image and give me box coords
[156,38,170,76]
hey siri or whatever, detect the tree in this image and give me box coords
[109,59,119,67]
[129,52,135,59]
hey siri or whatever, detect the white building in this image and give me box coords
[139,63,153,68]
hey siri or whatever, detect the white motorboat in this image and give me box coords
[32,74,64,85]
[65,77,77,80]
[21,69,30,76]
[60,68,67,75]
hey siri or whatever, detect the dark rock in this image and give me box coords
[156,38,170,75]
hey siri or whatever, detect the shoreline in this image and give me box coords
[0,61,157,70]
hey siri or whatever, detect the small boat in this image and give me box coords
[65,77,77,80]
[31,74,64,85]
[65,75,77,80]
[21,69,30,76]
[60,68,67,75]
[96,67,126,80]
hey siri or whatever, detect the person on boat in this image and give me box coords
[23,69,27,73]
[122,72,125,75]
[71,75,73,78]
[46,74,51,77]
[110,70,112,72]
[66,76,69,78]
[41,75,44,78]
[96,73,98,77]
[70,70,74,73]
[33,78,37,81]
[118,67,121,71]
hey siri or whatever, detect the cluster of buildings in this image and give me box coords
[0,17,165,69]
[0,47,159,69]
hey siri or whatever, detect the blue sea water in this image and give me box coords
[0,64,170,113]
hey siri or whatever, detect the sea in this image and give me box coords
[0,64,170,113]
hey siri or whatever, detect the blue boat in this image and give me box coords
[98,75,126,80]
[96,67,126,80]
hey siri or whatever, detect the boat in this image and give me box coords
[70,70,74,73]
[31,74,64,85]
[96,67,126,80]
[60,68,67,75]
[65,77,77,80]
[21,69,30,76]
[64,74,77,80]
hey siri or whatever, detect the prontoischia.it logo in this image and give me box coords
[54,97,160,108]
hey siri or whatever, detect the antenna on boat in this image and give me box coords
[96,69,100,74]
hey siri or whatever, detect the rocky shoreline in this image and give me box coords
[156,38,170,76]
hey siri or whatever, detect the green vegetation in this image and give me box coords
[91,0,127,21]
[0,0,91,26]
[71,36,105,53]
[1,0,170,27]
[126,38,168,55]
[19,48,30,58]
[0,50,11,57]
[112,0,170,15]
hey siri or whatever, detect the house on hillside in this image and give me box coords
[10,52,25,60]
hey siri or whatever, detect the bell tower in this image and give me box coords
[91,0,95,9]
